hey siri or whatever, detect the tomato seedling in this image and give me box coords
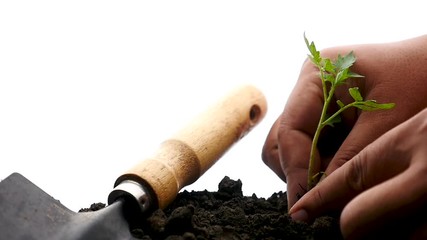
[304,34,395,190]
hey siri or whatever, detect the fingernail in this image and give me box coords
[290,209,308,222]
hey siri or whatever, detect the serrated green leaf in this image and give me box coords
[335,70,364,86]
[322,58,335,74]
[304,33,321,65]
[349,87,363,102]
[354,100,395,111]
[337,100,345,108]
[334,51,357,71]
[335,69,348,85]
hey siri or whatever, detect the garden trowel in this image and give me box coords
[0,85,267,240]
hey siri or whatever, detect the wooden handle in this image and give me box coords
[113,85,267,209]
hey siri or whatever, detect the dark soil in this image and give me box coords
[81,176,342,239]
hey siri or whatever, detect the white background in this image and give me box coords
[1,1,425,212]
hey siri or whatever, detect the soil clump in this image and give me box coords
[81,176,341,239]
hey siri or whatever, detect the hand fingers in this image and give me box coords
[262,115,314,208]
[290,110,427,238]
[341,165,427,239]
[324,39,427,176]
[324,100,404,176]
[289,117,411,221]
[262,60,324,208]
[261,118,286,182]
[276,61,326,208]
[341,111,427,238]
[277,117,317,208]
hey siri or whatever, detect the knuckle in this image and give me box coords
[261,142,278,166]
[277,114,289,141]
[312,188,325,205]
[343,154,369,193]
[262,118,280,166]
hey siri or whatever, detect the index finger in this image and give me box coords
[277,60,325,207]
[288,124,409,222]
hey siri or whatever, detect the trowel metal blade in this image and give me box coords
[0,173,138,240]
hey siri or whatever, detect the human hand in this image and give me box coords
[288,108,427,239]
[262,35,427,209]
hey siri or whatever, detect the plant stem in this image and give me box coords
[307,84,336,190]
[323,103,353,125]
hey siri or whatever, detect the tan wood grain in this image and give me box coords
[114,85,267,209]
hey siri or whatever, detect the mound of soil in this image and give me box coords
[81,176,341,239]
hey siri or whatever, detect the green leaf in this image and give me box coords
[334,51,357,71]
[349,87,363,102]
[347,72,364,78]
[304,33,321,65]
[337,100,345,108]
[323,73,335,83]
[322,58,335,74]
[354,100,396,111]
[324,113,341,127]
[335,68,350,85]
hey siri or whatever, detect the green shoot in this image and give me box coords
[304,34,395,190]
